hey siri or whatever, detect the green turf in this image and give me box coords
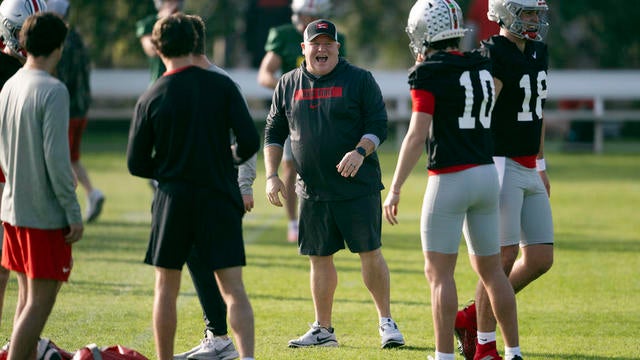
[1,127,638,359]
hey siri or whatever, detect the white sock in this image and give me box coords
[504,346,522,359]
[434,352,455,360]
[288,220,298,230]
[241,358,254,360]
[477,331,496,344]
[379,317,392,325]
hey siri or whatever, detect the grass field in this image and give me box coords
[1,125,639,359]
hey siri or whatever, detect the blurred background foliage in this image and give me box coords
[9,0,638,70]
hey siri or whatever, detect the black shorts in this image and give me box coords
[298,193,382,256]
[144,182,246,270]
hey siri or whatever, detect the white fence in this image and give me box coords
[90,69,640,153]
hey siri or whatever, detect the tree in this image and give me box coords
[46,0,639,70]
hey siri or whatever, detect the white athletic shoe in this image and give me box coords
[188,334,238,360]
[174,342,204,360]
[85,189,105,223]
[379,319,405,349]
[288,322,338,348]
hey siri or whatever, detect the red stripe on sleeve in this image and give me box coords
[411,89,435,115]
[31,0,40,12]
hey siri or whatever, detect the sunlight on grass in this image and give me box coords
[1,129,638,359]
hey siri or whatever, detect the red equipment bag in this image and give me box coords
[71,344,149,360]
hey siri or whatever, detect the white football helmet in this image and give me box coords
[406,0,468,57]
[488,0,549,40]
[291,0,332,17]
[0,0,47,59]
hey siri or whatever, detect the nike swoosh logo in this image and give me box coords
[310,103,320,109]
[316,335,333,343]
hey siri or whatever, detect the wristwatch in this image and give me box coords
[355,146,367,157]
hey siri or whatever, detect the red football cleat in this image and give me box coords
[474,341,502,360]
[455,301,478,360]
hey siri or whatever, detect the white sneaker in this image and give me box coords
[85,189,105,223]
[174,341,205,360]
[188,334,238,360]
[288,322,338,348]
[379,319,405,349]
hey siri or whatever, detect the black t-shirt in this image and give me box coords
[128,66,260,210]
[409,51,495,170]
[483,35,549,157]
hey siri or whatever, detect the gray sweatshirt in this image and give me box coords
[0,68,82,228]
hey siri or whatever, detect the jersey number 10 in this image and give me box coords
[458,70,495,129]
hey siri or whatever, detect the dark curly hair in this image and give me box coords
[151,13,196,58]
[187,15,206,56]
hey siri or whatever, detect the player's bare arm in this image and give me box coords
[257,52,282,89]
[383,112,431,225]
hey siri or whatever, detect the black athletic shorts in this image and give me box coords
[298,192,382,256]
[144,182,246,270]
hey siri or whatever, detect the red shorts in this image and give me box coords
[1,223,73,281]
[68,117,88,162]
[0,168,4,183]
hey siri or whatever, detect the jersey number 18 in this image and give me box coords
[518,71,547,122]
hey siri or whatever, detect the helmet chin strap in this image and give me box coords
[2,38,25,61]
[9,46,26,62]
[421,39,430,54]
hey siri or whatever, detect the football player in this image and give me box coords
[384,0,522,359]
[0,11,81,360]
[455,1,553,359]
[47,0,106,223]
[127,13,259,360]
[0,0,47,333]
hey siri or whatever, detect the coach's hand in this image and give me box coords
[337,150,364,178]
[65,223,84,244]
[266,175,286,207]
